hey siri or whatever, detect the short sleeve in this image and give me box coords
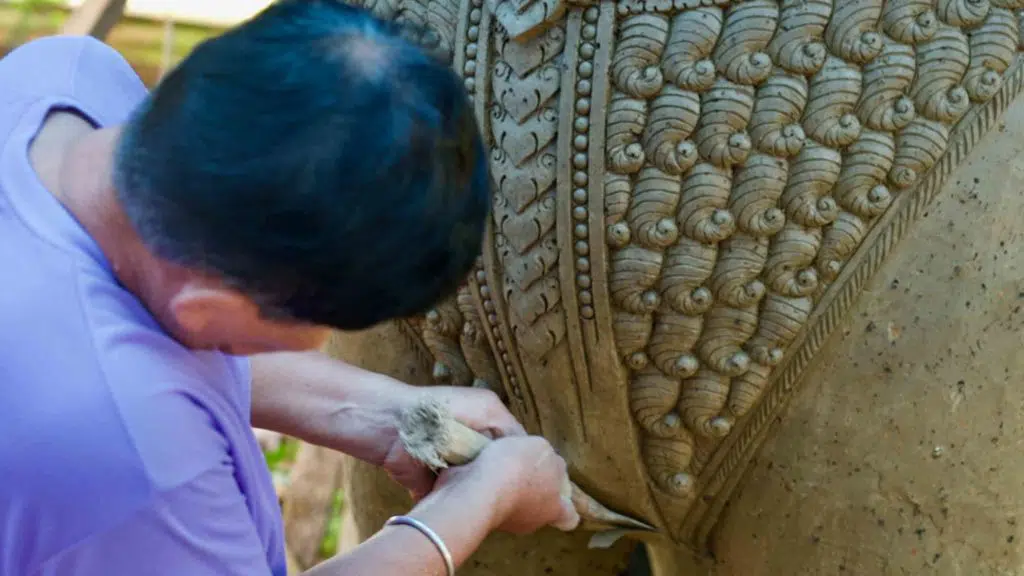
[73,35,148,122]
[0,36,87,102]
[35,465,275,576]
[0,35,146,119]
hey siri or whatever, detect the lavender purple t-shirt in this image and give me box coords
[0,36,286,575]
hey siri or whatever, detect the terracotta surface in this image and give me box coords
[707,93,1024,576]
[326,326,637,575]
[328,1,1024,573]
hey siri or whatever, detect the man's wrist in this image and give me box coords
[412,468,506,548]
[306,471,500,576]
[437,461,514,532]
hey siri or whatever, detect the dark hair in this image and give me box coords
[113,0,490,330]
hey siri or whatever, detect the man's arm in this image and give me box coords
[249,350,524,466]
[308,432,577,575]
[37,454,512,576]
[250,350,415,465]
[248,351,580,559]
[307,462,503,575]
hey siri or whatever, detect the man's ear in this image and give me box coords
[168,281,256,337]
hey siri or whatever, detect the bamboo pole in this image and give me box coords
[158,14,174,80]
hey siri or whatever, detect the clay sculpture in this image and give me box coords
[328,0,1024,573]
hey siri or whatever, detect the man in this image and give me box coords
[0,1,579,574]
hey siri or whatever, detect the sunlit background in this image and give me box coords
[66,0,274,25]
[1,0,278,84]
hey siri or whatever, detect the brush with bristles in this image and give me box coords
[398,398,656,539]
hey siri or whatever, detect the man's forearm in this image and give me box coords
[249,350,414,464]
[303,471,500,576]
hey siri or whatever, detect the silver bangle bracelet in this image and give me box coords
[384,515,456,576]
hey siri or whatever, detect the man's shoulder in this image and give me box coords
[0,271,236,482]
[7,265,244,475]
[0,35,86,102]
[0,35,145,104]
[0,252,241,481]
[0,264,246,569]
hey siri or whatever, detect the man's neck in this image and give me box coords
[31,111,185,310]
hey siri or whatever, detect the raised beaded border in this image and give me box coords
[462,0,482,99]
[571,6,600,321]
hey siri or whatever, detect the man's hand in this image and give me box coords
[251,350,580,576]
[249,351,528,500]
[306,432,579,576]
[378,385,526,500]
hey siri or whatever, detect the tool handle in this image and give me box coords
[430,415,575,503]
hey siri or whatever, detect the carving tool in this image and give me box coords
[398,398,656,544]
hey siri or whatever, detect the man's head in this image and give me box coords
[112,0,489,354]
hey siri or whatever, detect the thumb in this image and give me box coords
[407,467,436,502]
[395,469,434,503]
[409,484,431,503]
[551,496,580,532]
[551,466,578,531]
[386,454,437,502]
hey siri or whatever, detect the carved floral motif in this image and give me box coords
[599,0,1024,537]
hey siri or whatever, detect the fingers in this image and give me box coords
[455,435,581,535]
[551,495,581,532]
[551,456,578,531]
[405,466,436,503]
[474,389,527,437]
[445,387,527,438]
[393,470,434,501]
[486,404,527,438]
[409,485,431,503]
[386,450,437,502]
